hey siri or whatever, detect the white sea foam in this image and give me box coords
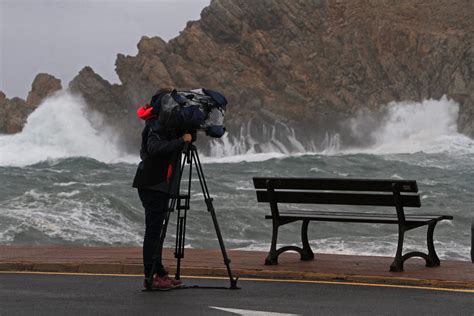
[83,182,113,187]
[346,96,474,155]
[0,188,142,245]
[200,152,289,164]
[1,94,472,166]
[207,121,319,157]
[57,190,81,198]
[235,186,254,191]
[24,189,50,200]
[204,97,474,163]
[231,237,470,261]
[0,92,137,167]
[53,182,78,187]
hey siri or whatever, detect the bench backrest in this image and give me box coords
[253,177,421,221]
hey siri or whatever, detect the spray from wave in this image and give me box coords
[0,92,137,167]
[203,122,343,163]
[347,96,474,155]
[0,93,472,166]
[202,97,474,163]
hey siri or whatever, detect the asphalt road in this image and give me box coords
[0,273,472,316]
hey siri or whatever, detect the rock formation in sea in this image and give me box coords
[4,0,474,151]
[0,73,62,133]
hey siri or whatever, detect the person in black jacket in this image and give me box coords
[133,89,192,290]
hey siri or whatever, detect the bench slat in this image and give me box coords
[253,177,418,192]
[278,210,450,219]
[256,191,421,207]
[266,212,450,224]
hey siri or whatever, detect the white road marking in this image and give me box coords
[209,306,299,316]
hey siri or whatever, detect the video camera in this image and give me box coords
[159,88,227,138]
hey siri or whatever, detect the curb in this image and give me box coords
[1,261,473,290]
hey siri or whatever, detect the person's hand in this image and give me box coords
[182,133,193,143]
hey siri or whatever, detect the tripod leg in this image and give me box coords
[191,147,239,289]
[156,197,176,264]
[174,209,187,280]
[174,149,192,280]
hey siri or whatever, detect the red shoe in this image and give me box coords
[161,274,184,288]
[144,275,173,291]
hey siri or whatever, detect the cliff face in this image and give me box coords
[0,74,61,133]
[73,0,473,150]
[5,0,473,151]
[68,67,139,150]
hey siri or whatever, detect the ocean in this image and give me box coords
[0,93,472,261]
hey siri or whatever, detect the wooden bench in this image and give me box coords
[253,177,453,272]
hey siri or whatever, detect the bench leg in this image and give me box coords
[426,222,440,267]
[265,220,314,265]
[301,220,314,261]
[391,222,441,272]
[265,222,280,265]
[390,227,405,272]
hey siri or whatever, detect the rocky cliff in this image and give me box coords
[5,0,474,152]
[0,73,61,133]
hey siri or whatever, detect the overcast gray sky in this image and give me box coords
[0,0,210,98]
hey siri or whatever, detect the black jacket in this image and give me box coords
[132,118,185,195]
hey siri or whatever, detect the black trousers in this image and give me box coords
[138,188,169,278]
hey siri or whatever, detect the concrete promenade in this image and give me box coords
[0,246,473,289]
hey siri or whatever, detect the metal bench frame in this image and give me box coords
[253,177,453,272]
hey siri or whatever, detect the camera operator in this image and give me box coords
[132,88,192,290]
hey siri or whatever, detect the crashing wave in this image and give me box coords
[0,92,137,167]
[0,93,472,167]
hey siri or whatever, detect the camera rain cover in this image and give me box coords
[158,88,227,138]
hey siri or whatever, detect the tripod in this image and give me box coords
[148,142,239,290]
